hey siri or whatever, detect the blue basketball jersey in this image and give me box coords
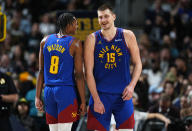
[43,34,75,86]
[94,28,131,94]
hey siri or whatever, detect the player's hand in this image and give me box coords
[79,103,87,116]
[94,101,105,114]
[35,97,44,112]
[122,85,134,100]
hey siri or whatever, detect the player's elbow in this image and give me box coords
[85,70,93,80]
[138,61,142,71]
[134,60,142,71]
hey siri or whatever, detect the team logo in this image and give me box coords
[98,41,102,44]
[71,112,77,118]
[115,39,122,42]
[98,45,123,69]
[0,78,5,85]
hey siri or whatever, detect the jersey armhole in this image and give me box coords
[45,35,51,44]
[122,30,131,54]
[68,37,76,57]
[68,37,75,47]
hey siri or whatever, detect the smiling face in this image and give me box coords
[97,9,116,30]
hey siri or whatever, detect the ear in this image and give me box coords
[113,13,116,21]
[65,24,70,32]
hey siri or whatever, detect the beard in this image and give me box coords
[101,23,111,30]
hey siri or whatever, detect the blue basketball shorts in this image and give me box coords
[87,92,135,131]
[44,85,79,124]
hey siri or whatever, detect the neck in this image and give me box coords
[58,30,70,36]
[101,27,116,40]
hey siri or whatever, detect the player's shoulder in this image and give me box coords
[72,37,81,44]
[122,29,135,37]
[40,35,50,47]
[88,32,95,38]
[85,33,95,42]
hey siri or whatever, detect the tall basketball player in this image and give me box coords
[84,4,142,131]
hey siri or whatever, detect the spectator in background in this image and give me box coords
[0,33,13,54]
[186,48,192,71]
[110,92,171,131]
[149,14,168,44]
[26,85,44,118]
[11,45,27,74]
[164,65,177,83]
[188,72,192,85]
[162,35,179,58]
[148,84,163,106]
[149,93,180,119]
[163,81,176,101]
[7,9,31,44]
[172,0,192,24]
[179,95,189,109]
[134,74,149,111]
[39,13,56,36]
[25,79,49,131]
[144,0,170,35]
[0,53,12,74]
[160,46,171,79]
[27,23,42,53]
[143,50,163,87]
[27,52,39,74]
[0,69,19,131]
[175,57,188,76]
[15,98,36,131]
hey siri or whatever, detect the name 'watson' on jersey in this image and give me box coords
[43,34,75,86]
[94,28,131,94]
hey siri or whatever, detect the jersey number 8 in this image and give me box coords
[49,56,59,74]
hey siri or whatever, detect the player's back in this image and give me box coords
[43,34,75,86]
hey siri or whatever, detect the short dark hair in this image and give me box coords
[164,80,174,87]
[98,4,114,13]
[57,13,75,32]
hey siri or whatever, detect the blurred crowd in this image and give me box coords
[135,0,192,130]
[0,0,192,131]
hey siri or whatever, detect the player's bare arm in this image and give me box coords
[122,30,142,100]
[35,36,47,112]
[84,34,105,114]
[70,38,86,116]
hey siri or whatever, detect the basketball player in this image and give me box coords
[35,13,86,131]
[84,4,142,131]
